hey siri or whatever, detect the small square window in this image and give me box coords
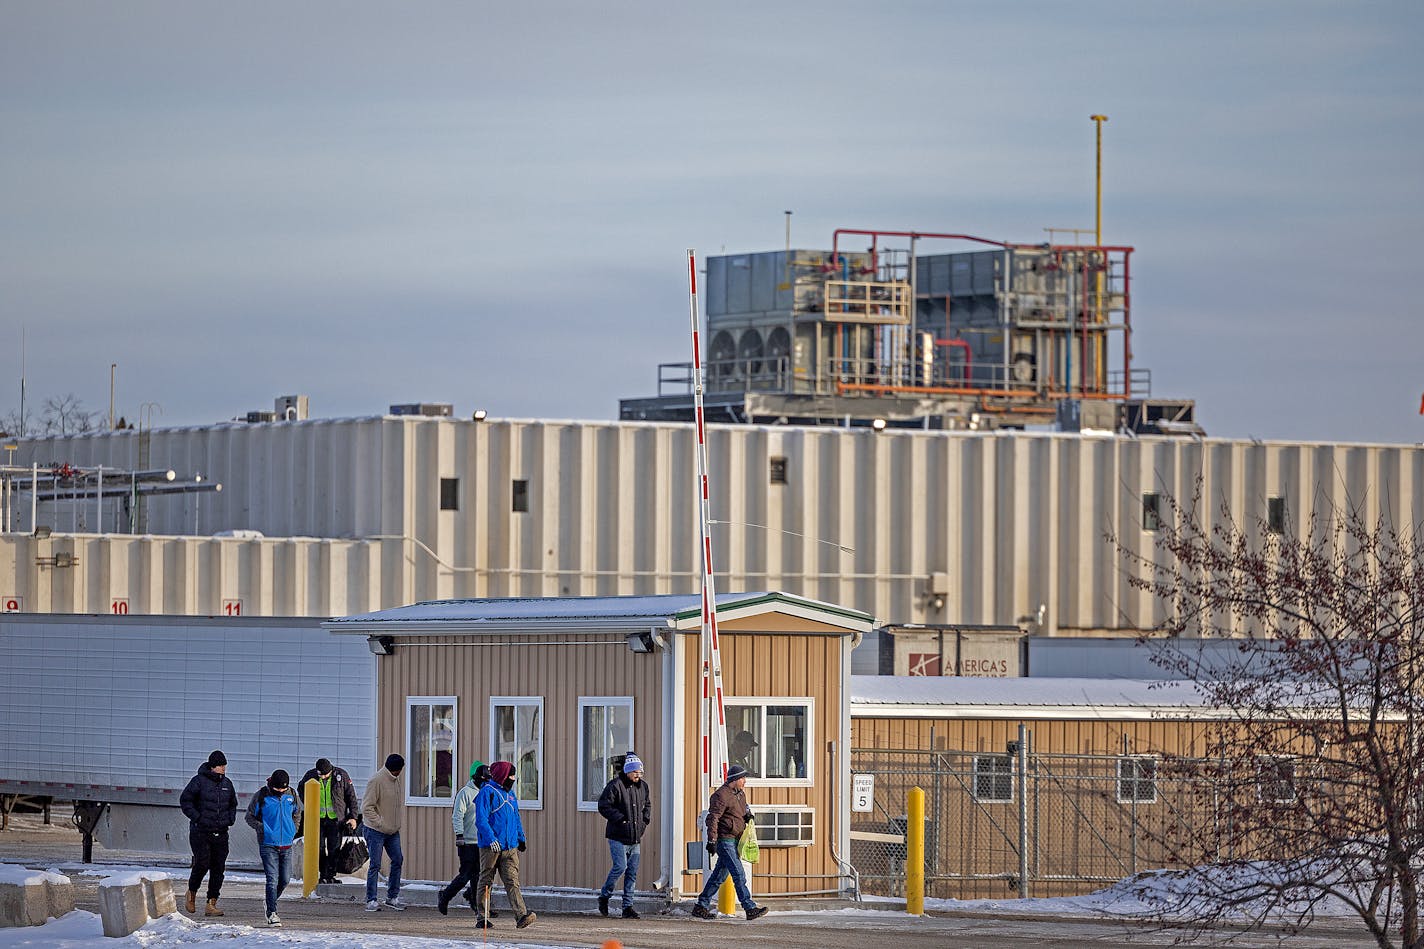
[769,456,788,484]
[1142,493,1161,532]
[1117,756,1158,803]
[973,754,1013,803]
[1258,756,1297,804]
[756,807,814,846]
[440,478,459,511]
[1267,496,1286,534]
[512,479,529,513]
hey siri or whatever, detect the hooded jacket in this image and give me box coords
[598,772,652,845]
[180,762,238,833]
[474,762,524,850]
[362,767,404,834]
[245,783,302,847]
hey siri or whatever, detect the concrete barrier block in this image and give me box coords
[100,871,172,937]
[144,874,176,917]
[0,865,73,928]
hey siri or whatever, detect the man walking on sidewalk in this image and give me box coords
[691,765,769,922]
[437,761,488,915]
[245,769,302,927]
[362,753,407,912]
[473,761,536,930]
[596,752,651,919]
[180,750,237,918]
[296,757,359,884]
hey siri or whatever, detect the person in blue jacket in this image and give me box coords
[473,761,535,930]
[245,770,302,927]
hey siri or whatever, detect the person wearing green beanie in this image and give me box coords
[437,759,488,915]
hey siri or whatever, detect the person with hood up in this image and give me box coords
[296,757,359,884]
[179,750,238,917]
[362,753,407,912]
[473,760,536,930]
[596,751,652,919]
[690,764,769,921]
[437,760,491,915]
[245,769,302,927]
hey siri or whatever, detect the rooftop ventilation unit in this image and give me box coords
[275,394,310,422]
[245,411,278,423]
[390,403,454,418]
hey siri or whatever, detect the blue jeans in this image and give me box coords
[600,840,641,908]
[695,837,756,911]
[259,844,292,915]
[363,827,403,903]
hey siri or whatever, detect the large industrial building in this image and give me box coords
[3,412,1420,671]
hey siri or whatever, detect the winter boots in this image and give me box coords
[205,898,223,917]
[185,891,196,913]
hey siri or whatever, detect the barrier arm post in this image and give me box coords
[907,786,925,916]
[303,779,320,897]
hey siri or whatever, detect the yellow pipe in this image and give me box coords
[302,778,320,898]
[906,786,925,916]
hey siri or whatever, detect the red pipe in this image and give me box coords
[933,338,972,385]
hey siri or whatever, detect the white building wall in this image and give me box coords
[5,418,1423,635]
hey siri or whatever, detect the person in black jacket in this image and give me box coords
[596,752,652,919]
[296,758,360,884]
[179,750,238,917]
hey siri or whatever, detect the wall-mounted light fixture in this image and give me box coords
[627,629,657,654]
[32,525,52,540]
[472,409,489,422]
[367,635,395,656]
[870,418,887,432]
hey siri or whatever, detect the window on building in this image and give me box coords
[439,477,459,511]
[406,696,456,805]
[491,696,543,808]
[1142,493,1161,532]
[512,479,529,513]
[973,754,1013,803]
[1117,756,1158,804]
[1258,756,1298,804]
[755,806,814,846]
[769,456,788,485]
[1267,496,1286,534]
[724,699,812,784]
[578,697,634,810]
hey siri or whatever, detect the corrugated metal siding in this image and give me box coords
[373,631,664,887]
[8,421,1424,637]
[0,614,373,796]
[678,623,847,898]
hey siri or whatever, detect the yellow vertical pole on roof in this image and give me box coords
[907,786,925,916]
[1090,114,1109,391]
[302,779,320,897]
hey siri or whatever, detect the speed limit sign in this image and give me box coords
[851,773,875,812]
[1,596,21,613]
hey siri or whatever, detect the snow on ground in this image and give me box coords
[0,911,585,949]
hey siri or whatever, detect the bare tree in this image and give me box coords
[1113,485,1424,948]
[39,394,98,436]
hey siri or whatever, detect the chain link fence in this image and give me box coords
[849,735,1220,900]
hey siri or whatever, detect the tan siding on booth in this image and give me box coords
[373,631,664,888]
[678,628,847,897]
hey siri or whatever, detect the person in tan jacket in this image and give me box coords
[362,753,406,912]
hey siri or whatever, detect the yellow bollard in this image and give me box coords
[717,876,735,916]
[906,786,925,916]
[302,778,320,897]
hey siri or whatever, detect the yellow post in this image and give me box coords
[906,786,925,916]
[302,778,320,897]
[717,876,735,915]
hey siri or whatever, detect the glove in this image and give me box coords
[745,809,755,821]
[706,842,716,855]
[489,840,502,854]
[455,835,466,847]
[518,840,526,852]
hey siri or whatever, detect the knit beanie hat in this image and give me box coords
[725,764,748,784]
[315,758,333,775]
[470,759,484,780]
[207,750,227,768]
[623,753,644,774]
[269,769,290,790]
[489,761,514,786]
[385,753,405,773]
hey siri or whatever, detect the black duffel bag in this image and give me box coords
[335,835,369,875]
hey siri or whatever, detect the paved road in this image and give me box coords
[0,814,1375,947]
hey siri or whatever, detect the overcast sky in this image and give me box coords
[2,1,1421,443]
